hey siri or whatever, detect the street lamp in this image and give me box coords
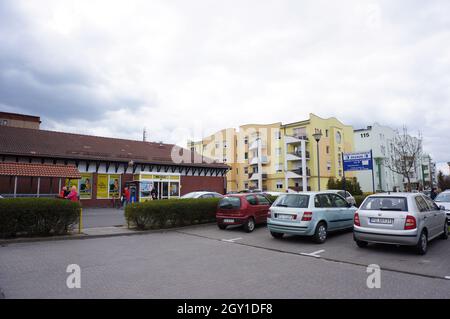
[312,129,323,191]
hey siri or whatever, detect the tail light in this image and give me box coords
[404,215,417,230]
[354,212,361,226]
[302,212,313,221]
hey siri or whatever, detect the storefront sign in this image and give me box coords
[97,174,109,199]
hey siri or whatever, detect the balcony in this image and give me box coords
[250,156,269,165]
[249,140,267,151]
[285,168,310,179]
[249,172,268,181]
[286,151,310,161]
[285,135,309,144]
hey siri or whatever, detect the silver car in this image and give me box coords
[327,190,356,206]
[354,193,448,255]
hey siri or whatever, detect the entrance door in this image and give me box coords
[160,182,169,199]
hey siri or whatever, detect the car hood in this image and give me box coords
[437,202,450,211]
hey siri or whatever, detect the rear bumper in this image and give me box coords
[216,216,246,226]
[267,218,314,236]
[353,226,419,246]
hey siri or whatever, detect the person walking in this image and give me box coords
[122,187,130,208]
[430,187,438,200]
[59,186,68,198]
[65,186,79,202]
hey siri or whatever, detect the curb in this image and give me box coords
[0,222,216,246]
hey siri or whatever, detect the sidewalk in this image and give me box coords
[0,223,216,245]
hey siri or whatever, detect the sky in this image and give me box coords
[0,0,449,173]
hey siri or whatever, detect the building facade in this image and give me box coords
[0,111,41,129]
[0,125,229,207]
[189,114,355,192]
[354,123,404,192]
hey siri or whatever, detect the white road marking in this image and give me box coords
[300,249,325,258]
[221,238,243,243]
[445,276,450,280]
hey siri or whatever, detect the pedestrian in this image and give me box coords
[59,186,68,198]
[430,187,438,200]
[150,187,158,200]
[65,186,79,202]
[122,187,130,208]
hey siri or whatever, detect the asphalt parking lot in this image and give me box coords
[0,223,449,298]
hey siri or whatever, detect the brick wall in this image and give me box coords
[180,176,226,195]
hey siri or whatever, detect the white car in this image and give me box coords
[180,191,224,199]
[434,190,450,225]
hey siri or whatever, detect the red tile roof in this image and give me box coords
[0,162,81,178]
[0,126,228,169]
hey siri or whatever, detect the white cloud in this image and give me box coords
[0,0,449,165]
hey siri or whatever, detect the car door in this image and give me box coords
[245,195,260,222]
[314,194,339,230]
[256,194,271,223]
[329,193,355,229]
[415,195,433,235]
[423,195,445,237]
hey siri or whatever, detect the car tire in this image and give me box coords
[441,222,448,240]
[313,222,327,244]
[243,217,255,233]
[416,230,428,255]
[270,231,284,239]
[355,239,368,248]
[217,224,227,230]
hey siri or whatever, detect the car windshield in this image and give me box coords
[435,193,450,202]
[218,197,241,209]
[181,192,200,199]
[360,197,407,211]
[273,194,309,208]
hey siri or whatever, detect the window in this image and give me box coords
[415,196,429,212]
[276,148,282,157]
[314,194,333,208]
[256,195,270,205]
[361,197,408,211]
[275,163,283,172]
[244,136,248,144]
[423,196,439,211]
[325,129,329,137]
[326,146,330,154]
[0,119,8,126]
[329,194,348,208]
[276,181,283,189]
[336,131,342,144]
[219,197,241,209]
[215,142,219,149]
[244,152,248,160]
[274,130,281,140]
[246,195,258,205]
[244,167,249,174]
[273,194,310,208]
[244,183,249,189]
[327,161,331,172]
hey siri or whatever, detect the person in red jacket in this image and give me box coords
[122,187,130,208]
[65,186,79,202]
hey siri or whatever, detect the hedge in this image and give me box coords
[0,198,81,239]
[125,198,221,230]
[354,195,368,207]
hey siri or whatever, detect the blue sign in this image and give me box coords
[343,151,373,171]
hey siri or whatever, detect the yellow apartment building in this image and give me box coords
[188,114,354,192]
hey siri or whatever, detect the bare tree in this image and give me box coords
[384,127,422,191]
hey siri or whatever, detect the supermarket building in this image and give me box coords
[0,112,229,207]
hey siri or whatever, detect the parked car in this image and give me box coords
[180,191,224,199]
[216,194,272,232]
[353,193,448,255]
[267,192,357,243]
[434,190,450,225]
[327,190,356,206]
[0,195,3,199]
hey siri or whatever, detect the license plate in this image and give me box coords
[276,214,293,220]
[223,219,235,223]
[370,217,394,224]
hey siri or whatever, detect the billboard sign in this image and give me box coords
[343,151,373,171]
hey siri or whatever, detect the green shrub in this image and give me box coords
[266,195,279,204]
[354,195,368,207]
[125,198,220,230]
[0,198,81,239]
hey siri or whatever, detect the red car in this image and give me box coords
[216,194,272,232]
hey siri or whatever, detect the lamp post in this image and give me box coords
[312,129,323,191]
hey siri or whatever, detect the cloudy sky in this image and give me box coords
[1,0,449,172]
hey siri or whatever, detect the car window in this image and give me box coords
[200,194,210,198]
[256,195,270,206]
[213,193,223,198]
[246,195,258,205]
[435,192,450,202]
[315,194,332,208]
[273,194,309,208]
[360,197,408,211]
[329,194,348,208]
[218,197,241,209]
[423,196,439,211]
[415,196,429,212]
[346,191,352,198]
[337,191,346,198]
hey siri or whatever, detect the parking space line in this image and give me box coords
[221,238,243,243]
[300,249,325,258]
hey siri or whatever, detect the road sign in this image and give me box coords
[343,151,373,171]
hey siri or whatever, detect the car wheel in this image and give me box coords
[416,230,428,255]
[270,231,284,239]
[313,222,327,244]
[441,222,448,240]
[243,217,255,233]
[217,224,227,230]
[355,240,368,248]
